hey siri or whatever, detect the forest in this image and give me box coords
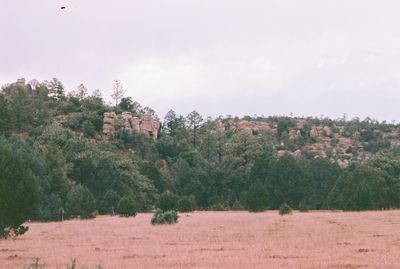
[2,78,400,232]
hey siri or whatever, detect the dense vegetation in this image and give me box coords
[2,78,400,228]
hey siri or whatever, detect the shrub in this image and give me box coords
[82,120,96,137]
[36,194,63,221]
[151,209,179,225]
[65,185,96,219]
[155,191,178,212]
[246,182,268,212]
[298,201,309,212]
[210,204,225,211]
[178,196,196,212]
[0,140,38,238]
[117,195,138,217]
[98,190,120,215]
[231,200,244,210]
[279,203,292,215]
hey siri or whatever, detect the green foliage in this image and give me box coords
[5,77,400,219]
[298,201,309,212]
[328,166,386,211]
[151,209,179,225]
[139,162,165,192]
[156,191,178,211]
[117,195,138,217]
[0,94,11,135]
[231,200,244,210]
[178,196,197,212]
[99,190,120,215]
[65,185,96,219]
[246,182,268,212]
[36,194,63,221]
[279,203,292,215]
[0,139,38,238]
[265,155,307,209]
[82,120,96,137]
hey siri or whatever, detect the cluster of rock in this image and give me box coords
[215,118,400,168]
[103,112,160,140]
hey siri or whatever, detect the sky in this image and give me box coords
[1,0,400,121]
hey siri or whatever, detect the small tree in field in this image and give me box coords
[117,195,138,217]
[151,209,179,225]
[279,203,292,215]
[0,140,38,238]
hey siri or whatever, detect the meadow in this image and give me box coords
[1,211,400,269]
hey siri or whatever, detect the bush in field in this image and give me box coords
[0,140,38,238]
[246,182,268,212]
[279,203,292,215]
[65,184,96,219]
[155,191,178,211]
[117,195,138,217]
[178,196,196,212]
[151,209,179,225]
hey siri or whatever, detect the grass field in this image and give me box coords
[1,210,400,269]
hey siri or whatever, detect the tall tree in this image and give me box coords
[76,83,88,101]
[164,110,186,136]
[45,78,65,102]
[111,79,125,107]
[186,110,203,147]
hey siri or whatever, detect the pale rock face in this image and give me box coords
[141,115,160,140]
[103,112,116,135]
[236,120,274,134]
[323,126,332,137]
[337,159,349,168]
[292,150,302,158]
[130,117,141,132]
[103,112,160,140]
[215,120,225,132]
[277,150,286,158]
[310,127,319,138]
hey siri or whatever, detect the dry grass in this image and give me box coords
[1,211,400,268]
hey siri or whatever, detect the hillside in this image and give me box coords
[2,78,400,220]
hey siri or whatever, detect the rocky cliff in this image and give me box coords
[103,112,160,140]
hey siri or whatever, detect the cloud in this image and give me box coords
[2,0,400,121]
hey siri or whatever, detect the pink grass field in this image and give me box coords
[1,211,400,269]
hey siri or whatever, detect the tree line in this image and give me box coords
[2,78,400,235]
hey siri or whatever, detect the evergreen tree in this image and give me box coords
[0,139,38,238]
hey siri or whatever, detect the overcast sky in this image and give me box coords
[1,0,400,121]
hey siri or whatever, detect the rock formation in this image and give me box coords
[103,112,116,136]
[103,112,160,140]
[236,120,274,134]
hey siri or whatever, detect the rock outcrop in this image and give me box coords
[103,112,116,136]
[103,112,160,140]
[236,120,275,134]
